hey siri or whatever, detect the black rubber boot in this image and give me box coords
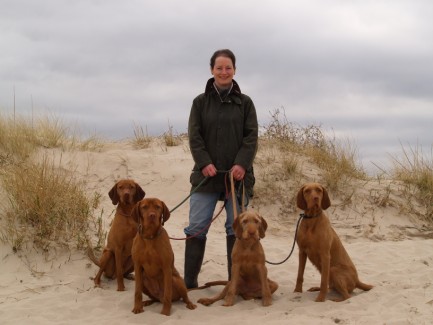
[184,237,206,289]
[226,235,236,280]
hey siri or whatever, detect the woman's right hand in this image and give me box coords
[201,164,217,177]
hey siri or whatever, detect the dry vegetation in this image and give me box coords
[253,108,366,217]
[388,143,433,221]
[0,109,432,255]
[131,123,152,149]
[0,113,103,253]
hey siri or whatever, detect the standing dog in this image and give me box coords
[198,211,278,307]
[88,179,145,291]
[295,182,373,302]
[131,198,196,316]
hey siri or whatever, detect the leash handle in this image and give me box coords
[229,171,239,220]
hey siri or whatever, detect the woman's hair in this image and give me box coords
[210,49,236,69]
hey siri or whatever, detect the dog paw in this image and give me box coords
[197,298,212,306]
[307,286,320,292]
[222,299,234,307]
[132,306,144,314]
[262,298,272,307]
[315,295,326,302]
[161,307,170,316]
[186,302,197,310]
[143,299,156,307]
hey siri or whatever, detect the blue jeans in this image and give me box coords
[184,192,243,240]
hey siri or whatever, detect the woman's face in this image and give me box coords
[211,56,235,89]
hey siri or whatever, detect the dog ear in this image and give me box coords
[296,186,307,210]
[161,201,171,225]
[321,186,331,210]
[132,201,142,224]
[134,183,146,202]
[233,215,242,239]
[108,182,119,205]
[259,215,268,239]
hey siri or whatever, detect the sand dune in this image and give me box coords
[1,140,432,324]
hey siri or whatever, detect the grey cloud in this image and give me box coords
[1,0,432,173]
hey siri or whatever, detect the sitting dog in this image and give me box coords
[295,182,373,302]
[197,210,278,307]
[131,198,196,316]
[88,179,145,291]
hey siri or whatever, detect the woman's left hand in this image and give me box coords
[231,165,245,181]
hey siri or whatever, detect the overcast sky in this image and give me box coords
[1,0,432,173]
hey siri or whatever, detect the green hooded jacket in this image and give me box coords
[188,78,258,196]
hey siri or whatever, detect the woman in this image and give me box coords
[184,49,258,289]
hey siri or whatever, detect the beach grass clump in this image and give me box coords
[0,112,101,252]
[131,123,152,149]
[162,121,182,147]
[0,153,99,252]
[0,113,38,163]
[261,107,365,192]
[390,143,433,221]
[0,112,103,154]
[33,114,68,148]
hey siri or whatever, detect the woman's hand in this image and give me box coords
[201,164,217,177]
[231,165,245,181]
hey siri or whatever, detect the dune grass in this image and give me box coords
[131,123,152,149]
[253,108,366,215]
[162,120,182,147]
[255,108,433,224]
[263,108,365,189]
[0,110,432,254]
[389,143,433,222]
[0,112,103,253]
[1,154,98,252]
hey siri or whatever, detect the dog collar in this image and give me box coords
[300,212,320,219]
[138,223,163,240]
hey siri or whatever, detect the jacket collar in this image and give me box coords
[204,78,242,96]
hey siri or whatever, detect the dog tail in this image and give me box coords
[356,280,373,291]
[86,239,101,267]
[187,280,228,291]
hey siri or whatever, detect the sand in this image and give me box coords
[1,140,432,324]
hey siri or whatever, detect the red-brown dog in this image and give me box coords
[197,210,278,307]
[131,198,196,316]
[295,182,373,301]
[88,179,145,291]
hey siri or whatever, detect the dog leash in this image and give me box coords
[168,170,239,241]
[168,175,210,214]
[265,213,305,265]
[168,203,226,241]
[227,170,246,221]
[168,169,235,214]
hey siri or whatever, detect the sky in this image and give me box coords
[1,0,432,173]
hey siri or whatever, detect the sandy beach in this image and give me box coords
[1,140,432,324]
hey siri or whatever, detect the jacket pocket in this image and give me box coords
[190,170,206,187]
